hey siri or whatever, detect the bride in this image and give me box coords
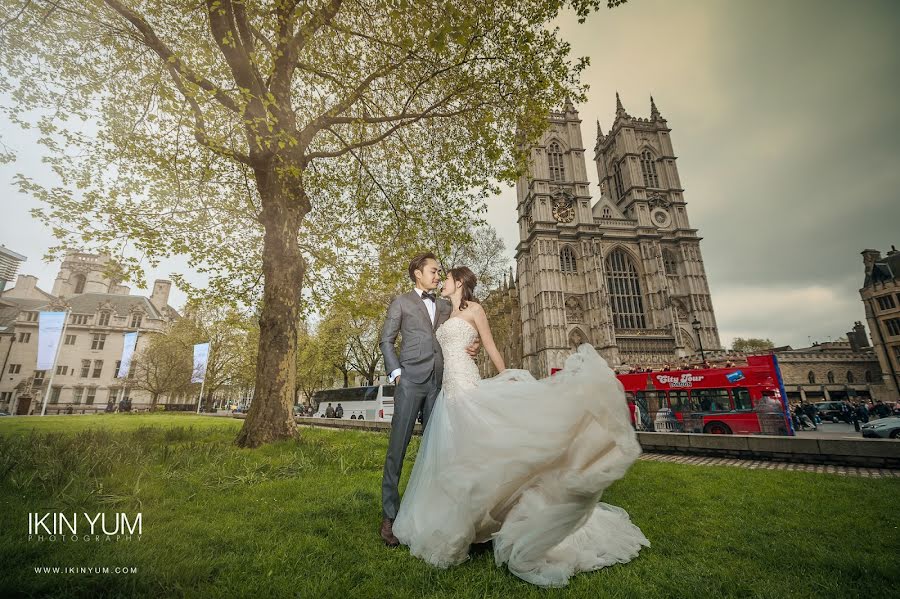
[391,266,650,588]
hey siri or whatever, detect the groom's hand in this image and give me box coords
[465,338,480,357]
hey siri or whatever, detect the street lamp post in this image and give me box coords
[691,317,706,363]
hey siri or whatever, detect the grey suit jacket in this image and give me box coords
[380,290,451,385]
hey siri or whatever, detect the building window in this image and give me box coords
[70,314,91,325]
[865,370,873,383]
[847,371,854,383]
[72,274,86,294]
[64,334,77,345]
[91,333,107,350]
[24,311,38,322]
[130,313,143,329]
[605,249,647,329]
[33,370,46,387]
[893,345,900,367]
[80,359,91,378]
[826,371,835,384]
[560,246,577,273]
[886,318,900,337]
[663,249,679,275]
[0,391,12,403]
[98,311,111,326]
[876,295,896,311]
[8,364,21,374]
[85,387,96,405]
[547,142,565,182]
[18,332,31,343]
[640,150,659,188]
[56,365,68,376]
[613,162,625,199]
[72,387,83,404]
[807,371,816,384]
[92,360,103,378]
[49,386,61,404]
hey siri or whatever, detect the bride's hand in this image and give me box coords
[465,338,481,357]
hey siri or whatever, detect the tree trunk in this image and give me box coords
[235,174,307,448]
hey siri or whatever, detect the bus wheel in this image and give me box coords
[350,415,356,420]
[704,422,732,435]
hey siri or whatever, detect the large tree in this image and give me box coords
[130,331,194,407]
[1,0,626,447]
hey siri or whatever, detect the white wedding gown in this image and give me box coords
[391,317,650,588]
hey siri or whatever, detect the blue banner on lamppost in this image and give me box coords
[117,332,138,378]
[192,342,210,383]
[36,311,67,370]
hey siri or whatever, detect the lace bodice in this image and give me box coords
[436,317,481,397]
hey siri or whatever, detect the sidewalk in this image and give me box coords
[639,452,899,478]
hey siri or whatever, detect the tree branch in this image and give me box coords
[102,0,241,115]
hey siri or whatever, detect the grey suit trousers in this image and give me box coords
[381,370,440,520]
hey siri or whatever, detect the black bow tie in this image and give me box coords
[421,291,436,302]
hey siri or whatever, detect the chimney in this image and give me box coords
[2,274,39,298]
[847,321,870,352]
[861,249,882,277]
[150,280,172,312]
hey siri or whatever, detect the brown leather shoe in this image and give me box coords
[380,517,400,547]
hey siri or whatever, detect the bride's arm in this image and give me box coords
[471,303,505,373]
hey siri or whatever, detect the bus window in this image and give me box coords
[668,390,696,412]
[732,387,752,410]
[382,385,395,397]
[692,388,731,412]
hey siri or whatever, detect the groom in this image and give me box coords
[379,252,479,546]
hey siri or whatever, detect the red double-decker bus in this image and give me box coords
[614,354,794,436]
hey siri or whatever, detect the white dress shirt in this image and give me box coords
[389,288,435,383]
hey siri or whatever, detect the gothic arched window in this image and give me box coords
[605,249,646,329]
[640,150,659,188]
[560,246,577,273]
[663,249,679,275]
[548,142,565,182]
[72,274,86,294]
[827,371,835,384]
[613,162,625,199]
[601,206,612,219]
[807,371,816,384]
[846,371,854,383]
[865,370,873,383]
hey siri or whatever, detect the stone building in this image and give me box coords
[496,96,723,377]
[859,245,900,400]
[0,252,180,414]
[774,323,890,404]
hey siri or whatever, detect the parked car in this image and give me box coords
[860,416,900,439]
[813,401,851,423]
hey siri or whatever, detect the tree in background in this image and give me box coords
[440,225,509,299]
[130,332,194,407]
[731,338,776,354]
[1,0,627,446]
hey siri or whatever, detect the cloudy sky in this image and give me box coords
[2,0,899,349]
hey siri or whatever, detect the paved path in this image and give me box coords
[639,452,900,478]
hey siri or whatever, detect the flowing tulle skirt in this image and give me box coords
[391,344,650,588]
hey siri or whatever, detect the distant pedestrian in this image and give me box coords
[325,403,335,418]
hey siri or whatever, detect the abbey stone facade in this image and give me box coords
[503,95,724,376]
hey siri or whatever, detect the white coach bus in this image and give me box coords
[311,384,396,421]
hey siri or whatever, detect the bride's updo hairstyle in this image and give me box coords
[448,266,479,311]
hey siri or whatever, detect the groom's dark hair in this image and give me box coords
[409,252,438,282]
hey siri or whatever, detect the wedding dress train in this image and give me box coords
[391,317,649,587]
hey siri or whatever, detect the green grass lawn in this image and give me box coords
[0,413,897,598]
